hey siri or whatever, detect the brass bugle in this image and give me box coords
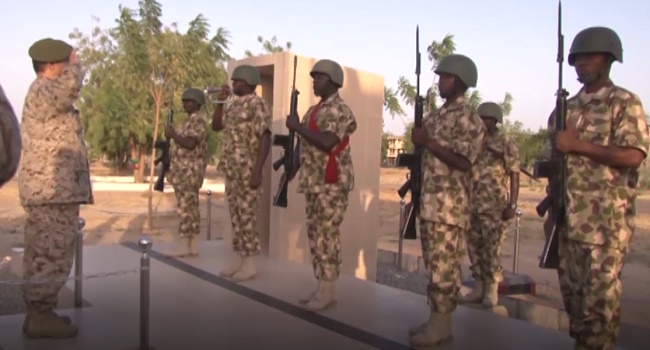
[204,85,234,104]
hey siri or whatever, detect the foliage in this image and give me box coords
[382,33,547,166]
[244,35,292,57]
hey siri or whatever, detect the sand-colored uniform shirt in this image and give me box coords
[169,111,209,190]
[297,92,357,194]
[18,63,93,207]
[541,82,650,252]
[216,93,272,185]
[419,96,486,229]
[471,130,521,217]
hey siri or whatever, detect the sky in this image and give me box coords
[1,0,649,136]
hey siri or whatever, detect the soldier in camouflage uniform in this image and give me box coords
[0,83,22,188]
[408,54,486,347]
[285,59,356,312]
[18,38,93,338]
[212,65,272,282]
[165,88,209,258]
[460,102,520,308]
[541,27,649,350]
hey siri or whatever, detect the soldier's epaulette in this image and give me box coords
[610,85,642,104]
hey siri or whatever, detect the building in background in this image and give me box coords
[385,135,405,166]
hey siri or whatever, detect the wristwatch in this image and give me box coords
[509,203,517,209]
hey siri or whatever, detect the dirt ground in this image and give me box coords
[1,165,649,329]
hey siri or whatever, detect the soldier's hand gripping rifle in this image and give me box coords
[271,55,299,208]
[154,86,174,192]
[395,26,424,240]
[532,0,568,269]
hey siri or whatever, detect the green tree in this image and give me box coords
[391,34,514,143]
[70,0,231,229]
[244,35,292,57]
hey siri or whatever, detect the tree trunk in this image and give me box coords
[146,99,162,230]
[137,145,146,182]
[130,136,142,183]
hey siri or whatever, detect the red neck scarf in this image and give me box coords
[307,102,349,184]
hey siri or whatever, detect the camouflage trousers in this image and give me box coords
[467,213,509,283]
[172,184,200,238]
[420,220,464,314]
[22,204,79,313]
[305,190,349,281]
[558,232,624,350]
[225,179,262,256]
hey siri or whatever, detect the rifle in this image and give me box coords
[154,86,174,192]
[271,55,299,208]
[532,0,569,269]
[520,167,539,182]
[395,26,424,240]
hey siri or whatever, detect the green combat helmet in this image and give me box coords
[181,88,206,105]
[434,54,478,88]
[568,26,623,66]
[310,59,344,87]
[477,102,503,124]
[231,65,261,86]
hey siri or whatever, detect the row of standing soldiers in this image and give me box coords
[0,24,647,350]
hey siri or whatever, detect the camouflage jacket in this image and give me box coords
[298,92,356,194]
[419,96,486,229]
[169,111,209,190]
[542,82,650,252]
[17,62,93,207]
[216,93,271,184]
[0,83,22,188]
[471,130,520,216]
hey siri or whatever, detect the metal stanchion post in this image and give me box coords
[206,190,212,241]
[138,237,154,350]
[74,217,85,308]
[397,198,406,271]
[513,209,522,274]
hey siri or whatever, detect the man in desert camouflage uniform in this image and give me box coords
[212,65,272,282]
[408,54,486,347]
[18,38,93,338]
[460,102,520,308]
[542,27,649,350]
[285,59,356,312]
[165,88,209,258]
[0,83,22,188]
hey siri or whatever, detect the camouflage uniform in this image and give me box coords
[18,38,92,338]
[0,83,22,188]
[169,89,209,243]
[465,102,521,306]
[295,59,356,312]
[419,96,486,312]
[409,54,485,348]
[543,27,650,350]
[217,92,271,256]
[298,91,356,281]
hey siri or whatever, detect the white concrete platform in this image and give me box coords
[0,240,631,350]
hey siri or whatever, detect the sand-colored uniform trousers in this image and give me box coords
[22,204,79,312]
[304,190,350,281]
[225,179,262,256]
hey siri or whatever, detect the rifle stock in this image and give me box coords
[272,56,299,208]
[535,0,568,269]
[154,87,174,192]
[396,26,424,240]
